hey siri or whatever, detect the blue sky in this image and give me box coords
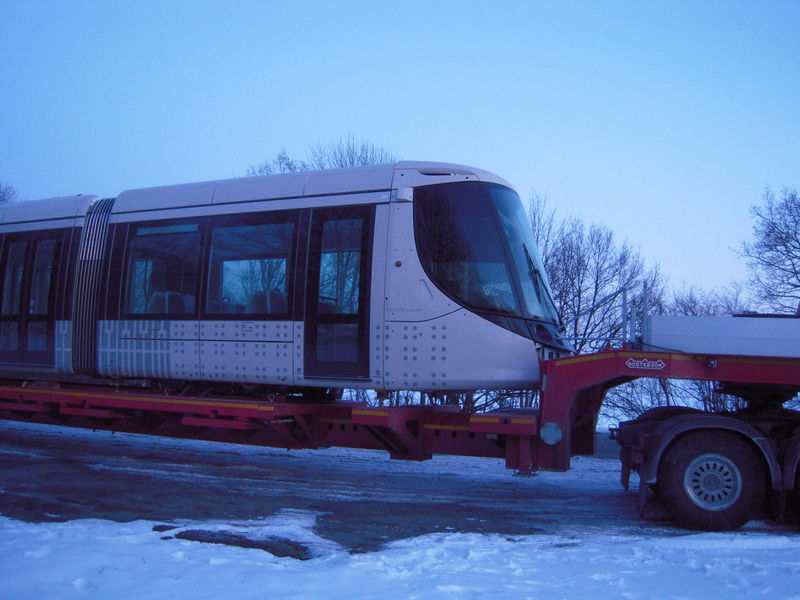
[1,1,798,291]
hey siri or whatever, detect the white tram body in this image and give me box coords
[0,162,569,393]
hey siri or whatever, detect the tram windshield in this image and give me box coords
[414,181,559,324]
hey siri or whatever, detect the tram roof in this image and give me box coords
[111,161,511,213]
[0,162,513,223]
[0,195,97,229]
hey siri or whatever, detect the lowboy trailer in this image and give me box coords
[3,165,797,530]
[1,312,798,531]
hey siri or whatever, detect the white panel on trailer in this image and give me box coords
[645,315,800,358]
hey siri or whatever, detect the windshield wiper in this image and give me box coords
[523,243,559,321]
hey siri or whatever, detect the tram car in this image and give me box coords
[0,162,570,396]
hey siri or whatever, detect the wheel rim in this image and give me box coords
[683,453,742,512]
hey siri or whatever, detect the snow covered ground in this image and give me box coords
[2,421,800,599]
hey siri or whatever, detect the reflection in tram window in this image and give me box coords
[29,239,56,315]
[1,242,27,316]
[0,235,59,358]
[414,181,559,323]
[305,206,371,377]
[0,241,27,352]
[319,219,362,315]
[206,218,294,316]
[415,187,517,315]
[125,222,201,315]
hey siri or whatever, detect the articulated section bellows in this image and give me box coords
[72,197,115,376]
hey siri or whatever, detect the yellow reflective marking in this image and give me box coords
[0,387,274,412]
[423,424,469,431]
[352,409,389,417]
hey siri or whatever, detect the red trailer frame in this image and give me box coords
[0,381,540,471]
[1,348,797,478]
[537,348,800,472]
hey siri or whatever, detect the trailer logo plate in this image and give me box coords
[625,357,666,370]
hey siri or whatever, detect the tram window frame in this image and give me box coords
[0,230,64,363]
[29,239,57,316]
[203,210,298,320]
[0,239,27,353]
[0,240,27,317]
[121,219,204,319]
[56,228,80,321]
[303,204,374,379]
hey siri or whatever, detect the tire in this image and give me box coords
[658,430,766,531]
[635,406,700,423]
[788,469,800,526]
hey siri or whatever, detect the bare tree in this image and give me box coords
[307,135,397,170]
[602,377,675,422]
[668,284,749,317]
[530,194,664,353]
[246,149,310,176]
[528,193,670,419]
[528,192,560,261]
[0,182,17,204]
[247,136,397,177]
[741,188,800,313]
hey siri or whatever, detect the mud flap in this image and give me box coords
[621,462,631,490]
[636,478,671,521]
[637,479,652,517]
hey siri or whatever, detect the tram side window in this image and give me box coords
[1,242,27,316]
[0,236,59,355]
[29,239,56,315]
[0,241,27,351]
[206,216,294,316]
[316,218,363,362]
[27,239,57,352]
[125,222,201,316]
[319,219,362,315]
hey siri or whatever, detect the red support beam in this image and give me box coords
[536,349,800,472]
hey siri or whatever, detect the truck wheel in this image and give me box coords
[789,468,800,525]
[658,431,765,531]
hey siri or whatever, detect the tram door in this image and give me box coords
[0,232,62,365]
[304,206,373,380]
